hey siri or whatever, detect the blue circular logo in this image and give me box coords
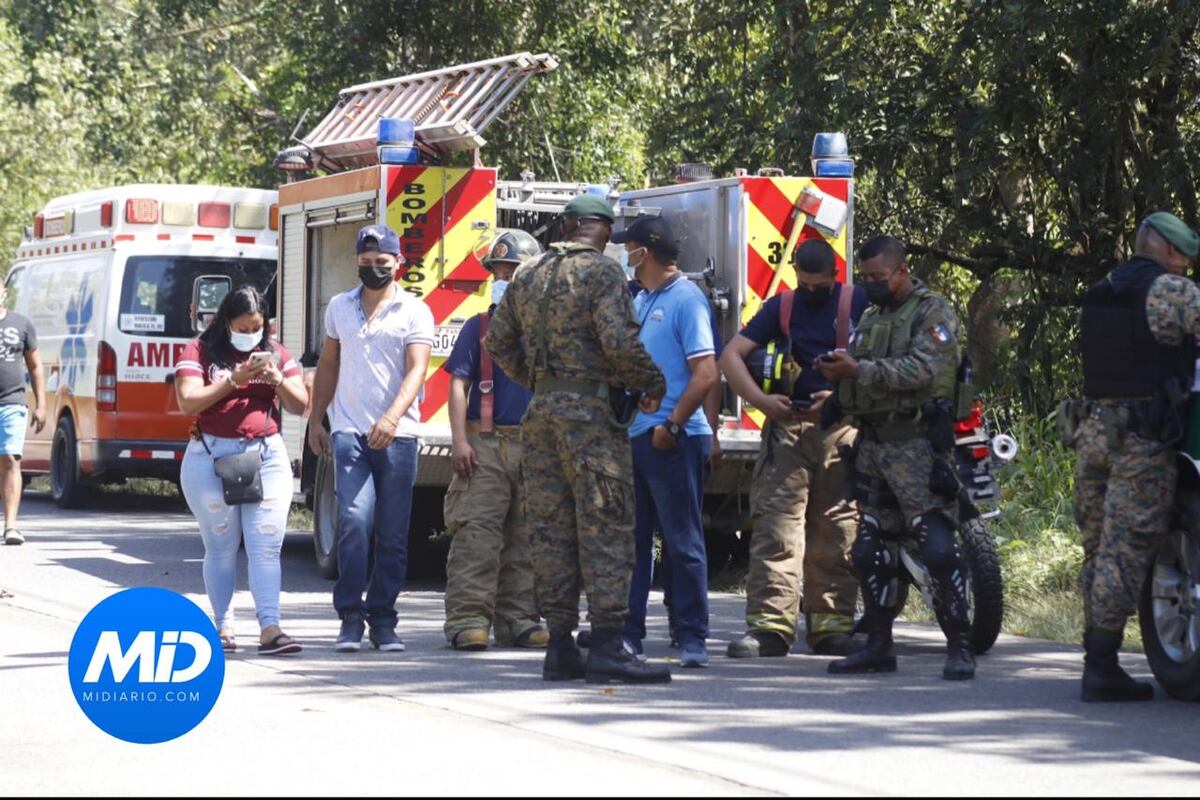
[68,588,224,744]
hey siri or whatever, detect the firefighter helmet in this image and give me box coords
[483,229,542,271]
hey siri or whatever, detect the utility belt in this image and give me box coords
[465,421,521,436]
[533,375,641,428]
[1056,395,1183,451]
[856,411,923,443]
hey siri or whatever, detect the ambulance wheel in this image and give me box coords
[313,453,339,579]
[51,417,87,509]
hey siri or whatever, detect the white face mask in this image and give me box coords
[229,328,262,353]
[491,280,509,306]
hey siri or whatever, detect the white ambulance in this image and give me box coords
[7,184,279,506]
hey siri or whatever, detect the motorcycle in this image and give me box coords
[1137,452,1200,700]
[896,401,1017,655]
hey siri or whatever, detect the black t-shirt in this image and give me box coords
[0,311,37,406]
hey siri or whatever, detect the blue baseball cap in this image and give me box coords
[356,224,402,256]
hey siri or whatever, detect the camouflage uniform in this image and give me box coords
[841,281,969,632]
[485,242,666,634]
[1073,270,1200,630]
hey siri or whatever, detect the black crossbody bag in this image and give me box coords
[197,401,279,506]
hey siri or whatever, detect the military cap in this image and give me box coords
[1144,212,1200,259]
[562,194,615,223]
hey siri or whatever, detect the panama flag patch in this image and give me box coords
[928,323,951,343]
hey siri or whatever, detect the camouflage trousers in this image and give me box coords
[443,426,541,645]
[1073,415,1175,631]
[745,420,860,646]
[520,400,635,632]
[854,435,967,627]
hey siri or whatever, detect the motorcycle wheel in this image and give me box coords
[936,513,1005,655]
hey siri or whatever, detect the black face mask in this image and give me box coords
[358,264,394,291]
[863,279,894,307]
[796,285,833,307]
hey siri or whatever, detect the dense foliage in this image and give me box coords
[4,0,1199,418]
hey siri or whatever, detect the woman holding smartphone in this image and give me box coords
[175,285,309,655]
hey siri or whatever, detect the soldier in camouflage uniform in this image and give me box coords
[485,194,671,684]
[1063,212,1200,702]
[817,235,976,680]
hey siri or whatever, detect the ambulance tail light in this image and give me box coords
[97,341,118,412]
[125,199,159,225]
[33,214,43,238]
[100,201,114,228]
[198,202,231,228]
[269,204,279,231]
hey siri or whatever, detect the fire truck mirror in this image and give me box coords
[192,275,232,334]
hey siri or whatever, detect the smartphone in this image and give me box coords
[248,351,274,368]
[818,353,838,363]
[791,398,814,411]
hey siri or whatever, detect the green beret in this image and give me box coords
[1145,212,1200,259]
[563,194,615,223]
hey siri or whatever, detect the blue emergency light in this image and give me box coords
[378,117,420,165]
[811,131,854,177]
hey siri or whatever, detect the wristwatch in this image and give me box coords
[663,420,683,440]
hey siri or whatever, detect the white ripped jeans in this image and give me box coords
[180,433,292,630]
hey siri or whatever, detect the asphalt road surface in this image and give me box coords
[1,492,1197,796]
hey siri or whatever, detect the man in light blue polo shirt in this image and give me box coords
[615,216,720,668]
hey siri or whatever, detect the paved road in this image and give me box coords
[1,493,1197,796]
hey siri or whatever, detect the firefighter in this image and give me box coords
[816,235,977,680]
[1060,212,1200,701]
[720,239,868,658]
[442,231,550,651]
[485,194,671,684]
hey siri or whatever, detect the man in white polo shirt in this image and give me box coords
[308,224,434,653]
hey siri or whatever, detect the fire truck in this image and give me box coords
[8,185,279,506]
[277,53,1011,633]
[274,52,861,578]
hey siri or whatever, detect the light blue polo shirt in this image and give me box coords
[629,276,715,438]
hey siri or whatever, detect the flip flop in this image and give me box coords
[259,633,302,656]
[220,632,237,653]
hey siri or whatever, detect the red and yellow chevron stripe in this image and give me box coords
[738,176,852,430]
[384,165,498,424]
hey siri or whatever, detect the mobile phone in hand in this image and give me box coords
[818,353,837,363]
[248,351,274,368]
[791,398,814,411]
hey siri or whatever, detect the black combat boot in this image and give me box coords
[827,624,897,674]
[942,632,976,680]
[1081,627,1154,702]
[542,630,587,682]
[585,628,671,684]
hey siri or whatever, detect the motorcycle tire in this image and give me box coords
[937,514,1005,655]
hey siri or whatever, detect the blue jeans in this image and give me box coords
[332,432,418,627]
[623,431,711,647]
[180,434,292,630]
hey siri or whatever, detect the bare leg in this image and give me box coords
[0,456,21,531]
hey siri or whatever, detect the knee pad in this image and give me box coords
[853,513,901,611]
[911,510,961,575]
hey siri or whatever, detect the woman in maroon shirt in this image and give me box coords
[175,286,308,655]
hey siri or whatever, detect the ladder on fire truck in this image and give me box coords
[301,52,558,169]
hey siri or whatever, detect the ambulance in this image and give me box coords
[8,184,279,506]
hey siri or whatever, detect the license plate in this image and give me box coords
[432,324,462,357]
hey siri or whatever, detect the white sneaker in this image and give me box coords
[4,528,24,546]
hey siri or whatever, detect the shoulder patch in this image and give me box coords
[928,323,951,344]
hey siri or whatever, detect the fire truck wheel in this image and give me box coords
[312,453,339,579]
[51,416,87,509]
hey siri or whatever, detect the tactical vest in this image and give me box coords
[1081,259,1195,400]
[838,285,959,419]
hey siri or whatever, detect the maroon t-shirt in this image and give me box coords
[176,340,301,439]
